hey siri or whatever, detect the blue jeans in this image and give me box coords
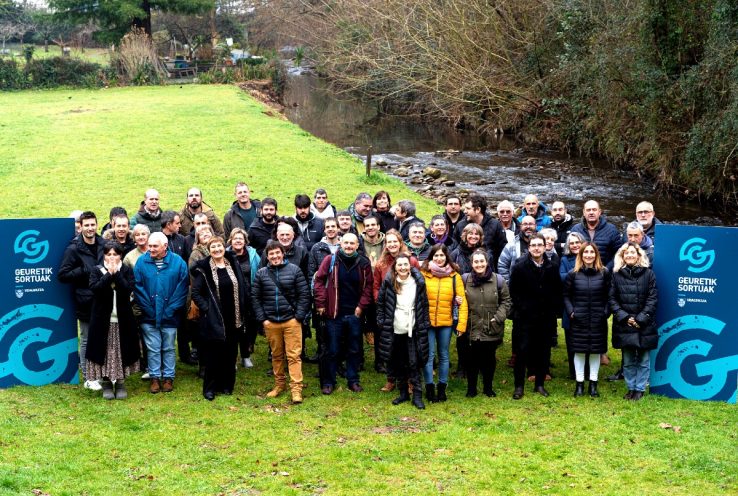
[324,314,362,386]
[623,347,650,392]
[424,326,452,385]
[141,323,177,379]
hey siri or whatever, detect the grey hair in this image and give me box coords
[563,232,586,255]
[132,224,151,235]
[355,192,372,203]
[626,221,644,233]
[397,200,416,217]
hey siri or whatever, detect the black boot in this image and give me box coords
[483,378,495,397]
[589,380,600,397]
[114,380,128,400]
[425,383,436,403]
[574,381,584,397]
[437,383,447,402]
[101,379,114,400]
[412,388,426,410]
[466,385,478,398]
[392,382,410,405]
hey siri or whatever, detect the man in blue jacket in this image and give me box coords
[134,232,189,394]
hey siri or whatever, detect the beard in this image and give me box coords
[189,201,201,210]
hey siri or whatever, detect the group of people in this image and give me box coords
[60,184,660,407]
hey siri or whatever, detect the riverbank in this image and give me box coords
[0,85,736,495]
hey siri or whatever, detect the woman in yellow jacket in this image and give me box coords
[420,244,468,402]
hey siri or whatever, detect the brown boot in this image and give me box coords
[150,378,161,394]
[162,378,173,393]
[266,385,286,398]
[291,390,303,404]
[380,381,396,392]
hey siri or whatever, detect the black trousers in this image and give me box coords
[239,320,257,359]
[467,340,500,392]
[201,332,238,396]
[389,333,421,389]
[513,332,551,389]
[455,332,470,372]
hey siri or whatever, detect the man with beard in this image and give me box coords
[294,193,324,252]
[248,198,279,253]
[130,189,163,233]
[179,187,224,237]
[550,201,574,256]
[347,192,373,235]
[223,182,262,237]
[498,216,537,282]
[454,195,507,271]
[58,211,105,389]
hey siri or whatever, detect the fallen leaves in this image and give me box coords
[658,423,682,433]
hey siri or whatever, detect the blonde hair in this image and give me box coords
[613,242,650,272]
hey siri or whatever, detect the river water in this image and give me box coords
[283,73,730,227]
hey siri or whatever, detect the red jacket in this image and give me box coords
[314,252,374,319]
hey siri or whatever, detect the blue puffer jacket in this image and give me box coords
[133,250,190,328]
[517,203,552,231]
[571,215,623,267]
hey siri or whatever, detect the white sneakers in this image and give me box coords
[242,358,254,368]
[141,372,151,380]
[83,380,102,391]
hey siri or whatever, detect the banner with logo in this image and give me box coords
[651,225,738,403]
[0,219,79,388]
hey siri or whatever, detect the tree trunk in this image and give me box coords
[132,0,153,36]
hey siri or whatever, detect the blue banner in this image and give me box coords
[651,225,738,403]
[0,219,79,388]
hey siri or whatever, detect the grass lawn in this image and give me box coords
[1,44,110,65]
[0,85,736,495]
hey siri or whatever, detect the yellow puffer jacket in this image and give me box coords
[421,270,468,333]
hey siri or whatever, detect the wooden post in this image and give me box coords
[366,146,372,177]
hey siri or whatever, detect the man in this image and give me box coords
[496,200,519,245]
[179,187,224,237]
[635,201,662,244]
[443,195,464,241]
[58,211,105,390]
[455,195,508,271]
[361,215,385,267]
[160,211,188,261]
[248,198,279,253]
[498,216,537,282]
[308,217,342,281]
[133,232,189,394]
[347,192,373,234]
[102,213,135,255]
[395,200,424,241]
[405,222,432,261]
[252,240,311,403]
[262,219,310,276]
[509,233,562,399]
[130,189,163,233]
[223,182,262,237]
[314,233,373,394]
[183,212,211,259]
[550,201,574,255]
[100,206,127,233]
[571,200,623,267]
[625,221,654,263]
[517,194,551,231]
[336,210,365,253]
[310,188,337,221]
[294,193,325,252]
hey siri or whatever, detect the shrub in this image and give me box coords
[112,28,167,85]
[0,59,25,90]
[24,57,103,88]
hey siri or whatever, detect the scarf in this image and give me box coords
[405,239,429,257]
[431,231,449,245]
[348,203,366,223]
[471,266,493,287]
[428,261,453,278]
[209,258,242,328]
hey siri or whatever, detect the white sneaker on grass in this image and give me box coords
[84,380,102,391]
[141,372,151,380]
[242,358,254,368]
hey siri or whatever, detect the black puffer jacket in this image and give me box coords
[564,268,611,354]
[376,269,430,368]
[252,261,311,323]
[57,234,105,320]
[191,251,251,341]
[247,217,277,253]
[609,266,658,350]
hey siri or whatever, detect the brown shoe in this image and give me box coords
[161,378,173,393]
[365,332,375,346]
[600,353,611,366]
[291,390,303,404]
[266,385,286,398]
[150,378,161,394]
[380,381,396,392]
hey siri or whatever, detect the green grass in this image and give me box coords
[1,44,110,65]
[0,85,736,495]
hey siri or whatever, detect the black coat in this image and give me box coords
[191,251,251,341]
[248,217,277,253]
[564,268,611,354]
[57,235,105,321]
[509,255,562,347]
[609,266,658,350]
[376,269,430,368]
[85,264,140,367]
[252,261,311,323]
[455,213,508,271]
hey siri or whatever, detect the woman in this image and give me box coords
[609,242,658,401]
[85,241,140,400]
[420,244,468,402]
[373,229,419,391]
[377,254,430,409]
[564,242,611,397]
[123,224,150,269]
[463,249,511,397]
[559,232,586,379]
[450,223,485,275]
[188,225,214,269]
[191,236,250,400]
[426,215,456,250]
[228,228,261,368]
[373,190,397,233]
[540,228,561,268]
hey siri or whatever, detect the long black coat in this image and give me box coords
[509,255,562,349]
[191,251,251,341]
[57,235,105,320]
[376,269,430,368]
[609,266,658,350]
[85,264,140,367]
[564,268,611,354]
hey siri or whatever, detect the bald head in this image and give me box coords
[583,200,601,227]
[523,194,539,216]
[341,233,359,255]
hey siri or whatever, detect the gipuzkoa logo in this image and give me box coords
[14,230,50,264]
[679,237,715,273]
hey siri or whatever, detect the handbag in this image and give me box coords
[187,300,200,320]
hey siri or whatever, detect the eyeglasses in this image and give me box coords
[636,210,653,215]
[529,243,545,248]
